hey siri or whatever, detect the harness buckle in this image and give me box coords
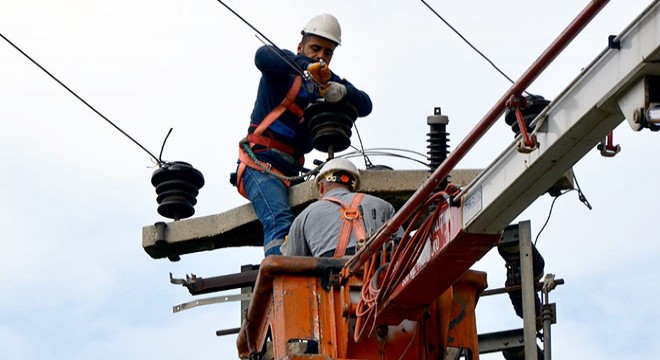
[260,162,272,172]
[342,209,360,220]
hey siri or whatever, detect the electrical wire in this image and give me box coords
[351,122,373,168]
[344,147,429,162]
[342,148,431,168]
[353,190,452,342]
[217,0,430,172]
[159,128,174,164]
[346,145,373,168]
[0,32,162,166]
[367,147,429,159]
[534,171,592,245]
[419,0,532,96]
[216,0,323,88]
[253,35,312,82]
[345,151,430,168]
[215,0,283,59]
[534,189,573,246]
[573,170,592,210]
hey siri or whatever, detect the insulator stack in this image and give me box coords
[305,102,358,156]
[427,107,450,175]
[151,161,204,220]
[498,225,545,321]
[504,94,551,135]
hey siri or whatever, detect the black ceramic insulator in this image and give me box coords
[504,94,551,135]
[427,107,450,189]
[151,161,204,220]
[427,107,450,170]
[305,102,358,153]
[498,228,546,320]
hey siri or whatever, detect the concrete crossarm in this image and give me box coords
[142,169,481,260]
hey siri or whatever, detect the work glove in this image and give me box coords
[307,62,331,85]
[320,81,347,103]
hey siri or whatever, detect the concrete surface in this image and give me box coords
[142,169,482,260]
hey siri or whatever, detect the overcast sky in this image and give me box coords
[2,0,659,359]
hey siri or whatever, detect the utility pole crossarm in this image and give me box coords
[142,170,482,260]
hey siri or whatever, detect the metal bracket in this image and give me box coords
[619,76,660,131]
[169,272,197,286]
[323,271,342,291]
[542,273,558,294]
[608,35,621,50]
[517,135,539,153]
[172,293,252,313]
[597,131,621,157]
[155,222,180,262]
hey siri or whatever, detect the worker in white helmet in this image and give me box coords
[283,158,401,257]
[232,14,373,257]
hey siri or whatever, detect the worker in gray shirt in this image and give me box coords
[283,158,401,257]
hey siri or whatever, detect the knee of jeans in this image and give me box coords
[262,215,293,243]
[256,203,293,230]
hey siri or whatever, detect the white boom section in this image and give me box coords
[461,0,660,234]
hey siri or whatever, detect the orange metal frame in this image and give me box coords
[237,256,487,359]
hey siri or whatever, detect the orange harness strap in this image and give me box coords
[236,149,291,199]
[246,133,295,156]
[322,193,367,257]
[235,76,303,199]
[253,76,304,136]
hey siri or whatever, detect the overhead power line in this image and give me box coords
[215,0,323,87]
[0,31,163,165]
[419,0,531,95]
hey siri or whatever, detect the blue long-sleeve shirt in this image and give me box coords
[247,45,372,175]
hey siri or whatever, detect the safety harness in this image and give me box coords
[321,193,366,257]
[235,76,304,198]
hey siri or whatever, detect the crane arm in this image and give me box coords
[356,0,660,326]
[342,0,612,278]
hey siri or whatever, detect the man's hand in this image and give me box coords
[307,62,331,85]
[320,82,347,103]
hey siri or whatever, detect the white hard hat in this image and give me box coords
[301,13,342,45]
[316,158,361,191]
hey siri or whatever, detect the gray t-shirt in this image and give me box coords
[285,187,399,257]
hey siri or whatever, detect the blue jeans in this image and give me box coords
[242,167,294,256]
